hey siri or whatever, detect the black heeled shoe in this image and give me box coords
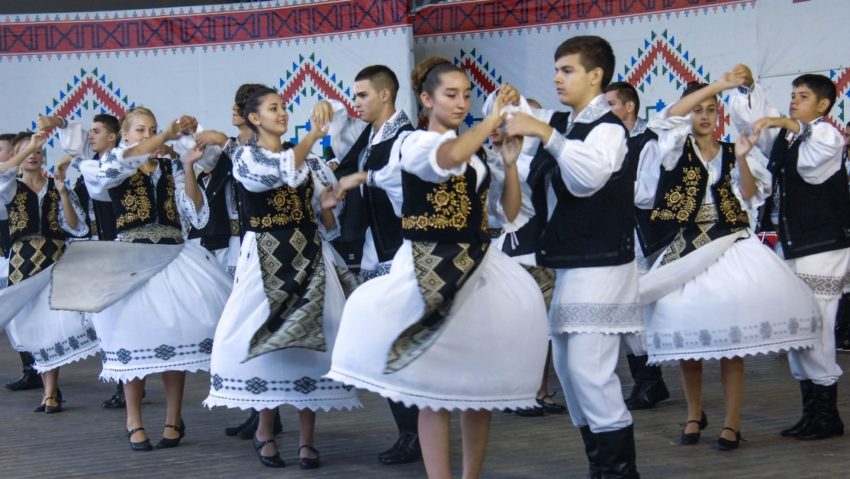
[34,389,64,413]
[128,427,153,451]
[717,427,744,451]
[252,436,286,468]
[226,409,258,436]
[298,445,321,469]
[156,420,186,449]
[679,411,708,445]
[536,391,567,414]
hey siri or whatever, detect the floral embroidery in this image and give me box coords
[115,173,153,229]
[247,183,313,229]
[651,161,701,224]
[9,190,29,235]
[402,175,472,232]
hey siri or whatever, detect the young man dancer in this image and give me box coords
[505,36,640,477]
[312,65,419,465]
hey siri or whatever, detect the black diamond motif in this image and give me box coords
[198,338,214,354]
[212,374,223,391]
[294,377,317,395]
[245,377,268,395]
[154,344,176,361]
[39,349,49,362]
[68,336,79,350]
[54,342,65,357]
[116,348,132,364]
[86,328,97,341]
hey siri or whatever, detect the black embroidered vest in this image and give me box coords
[627,128,678,256]
[760,128,850,259]
[650,138,749,231]
[401,152,490,244]
[335,122,415,262]
[534,111,635,268]
[6,178,67,242]
[188,152,237,250]
[73,176,118,241]
[237,179,316,233]
[108,158,182,234]
[503,112,569,257]
[0,218,9,257]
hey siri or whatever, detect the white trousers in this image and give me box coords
[551,332,633,433]
[788,296,842,385]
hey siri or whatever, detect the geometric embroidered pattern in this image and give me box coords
[551,303,643,332]
[101,339,214,366]
[34,327,99,363]
[210,374,346,396]
[798,272,850,299]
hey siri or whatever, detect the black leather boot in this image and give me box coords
[625,354,669,410]
[101,381,127,409]
[5,353,43,391]
[595,424,640,479]
[379,399,421,465]
[580,426,602,479]
[780,380,816,437]
[796,383,844,440]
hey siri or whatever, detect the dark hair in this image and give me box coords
[12,130,34,149]
[355,65,400,102]
[93,113,120,137]
[234,83,267,117]
[792,74,837,115]
[604,81,640,112]
[554,35,615,88]
[411,56,465,97]
[0,133,15,144]
[242,85,279,133]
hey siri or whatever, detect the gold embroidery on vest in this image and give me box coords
[163,167,178,223]
[46,189,61,233]
[9,190,29,236]
[402,175,472,231]
[650,154,701,224]
[115,173,153,229]
[479,187,489,231]
[716,150,749,225]
[248,183,313,229]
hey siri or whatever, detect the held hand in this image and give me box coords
[504,112,547,140]
[181,145,205,167]
[734,132,757,159]
[500,135,522,168]
[717,70,745,91]
[319,185,341,210]
[336,171,368,196]
[311,100,334,126]
[53,154,73,192]
[194,130,229,149]
[36,115,63,131]
[164,119,183,141]
[309,111,331,142]
[178,115,199,134]
[28,131,47,152]
[752,117,785,138]
[732,64,754,88]
[160,144,179,159]
[489,84,520,122]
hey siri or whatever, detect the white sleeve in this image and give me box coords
[232,144,310,193]
[76,159,111,202]
[368,132,408,217]
[634,139,662,209]
[172,161,209,230]
[327,99,368,161]
[543,123,627,197]
[307,157,342,241]
[171,130,223,171]
[400,130,467,183]
[728,83,782,157]
[0,170,18,208]
[731,149,772,210]
[648,107,694,171]
[58,121,97,162]
[86,145,152,198]
[57,189,89,237]
[796,122,845,184]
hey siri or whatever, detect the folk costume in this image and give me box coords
[202,142,360,412]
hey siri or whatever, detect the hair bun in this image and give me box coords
[411,56,451,95]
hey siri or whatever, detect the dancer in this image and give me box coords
[730,65,848,440]
[203,85,363,469]
[314,65,422,464]
[57,107,232,451]
[604,81,671,410]
[328,57,549,479]
[640,74,822,451]
[503,35,640,477]
[0,131,94,413]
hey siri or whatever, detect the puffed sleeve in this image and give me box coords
[634,139,662,209]
[172,160,209,230]
[648,107,695,171]
[84,144,152,198]
[306,157,341,241]
[367,130,408,217]
[543,123,627,197]
[232,143,311,192]
[400,130,466,182]
[327,99,368,162]
[728,83,782,157]
[796,121,845,184]
[58,121,97,162]
[57,188,89,237]
[481,90,554,157]
[0,168,18,207]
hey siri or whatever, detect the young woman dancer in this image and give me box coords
[641,75,822,450]
[0,132,93,413]
[327,58,549,478]
[77,107,233,450]
[203,86,363,469]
